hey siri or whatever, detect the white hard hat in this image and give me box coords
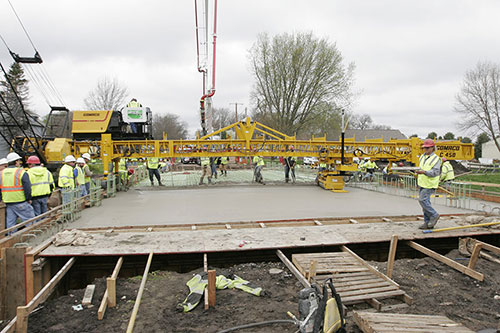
[6,152,22,163]
[0,158,7,165]
[64,155,76,163]
[76,157,85,164]
[82,153,91,160]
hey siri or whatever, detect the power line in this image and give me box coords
[7,0,38,51]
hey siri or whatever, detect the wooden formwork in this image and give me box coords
[353,311,474,333]
[292,246,412,310]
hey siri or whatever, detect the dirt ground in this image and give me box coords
[23,250,500,333]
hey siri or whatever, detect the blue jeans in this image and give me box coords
[31,197,48,216]
[85,182,90,194]
[6,201,35,232]
[211,164,217,177]
[80,184,88,197]
[418,187,438,223]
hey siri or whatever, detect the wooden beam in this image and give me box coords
[82,284,96,306]
[386,235,398,279]
[407,241,484,281]
[203,253,208,310]
[467,243,482,270]
[126,252,153,333]
[24,248,35,304]
[107,257,123,308]
[276,250,310,288]
[16,257,75,333]
[98,290,108,320]
[208,270,216,308]
[341,246,399,288]
[308,260,318,283]
[473,239,500,255]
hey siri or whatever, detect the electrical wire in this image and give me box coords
[7,0,38,51]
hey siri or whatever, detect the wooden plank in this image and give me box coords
[473,239,500,255]
[314,220,323,226]
[203,253,208,310]
[349,219,359,224]
[386,235,398,279]
[467,243,482,270]
[208,270,216,307]
[336,281,392,293]
[342,289,405,304]
[339,285,398,298]
[225,224,231,229]
[307,260,318,283]
[5,247,27,319]
[341,246,400,288]
[0,316,17,333]
[259,223,266,228]
[366,298,382,311]
[276,250,310,288]
[24,249,35,304]
[330,277,384,288]
[82,284,96,306]
[0,249,6,320]
[407,241,484,281]
[106,257,123,308]
[126,252,153,333]
[16,257,75,333]
[98,290,108,320]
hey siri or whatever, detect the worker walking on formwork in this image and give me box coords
[147,157,163,186]
[415,139,442,230]
[199,156,212,185]
[0,152,35,231]
[27,156,54,216]
[284,146,297,183]
[253,155,265,185]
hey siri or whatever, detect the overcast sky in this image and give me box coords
[1,0,500,139]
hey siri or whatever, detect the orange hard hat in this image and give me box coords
[27,156,41,164]
[422,139,435,148]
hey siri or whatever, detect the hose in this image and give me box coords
[216,319,296,333]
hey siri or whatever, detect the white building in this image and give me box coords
[481,140,500,161]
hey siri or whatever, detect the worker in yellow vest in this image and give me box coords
[0,152,35,231]
[127,98,142,134]
[199,156,212,185]
[415,139,442,230]
[253,155,265,185]
[147,157,162,186]
[75,158,87,196]
[219,156,229,176]
[27,156,54,216]
[58,155,76,189]
[82,153,93,194]
[440,158,455,183]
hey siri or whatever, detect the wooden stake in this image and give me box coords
[204,253,209,310]
[126,252,153,333]
[407,241,484,281]
[386,235,398,279]
[208,270,216,308]
[467,243,483,270]
[308,260,318,283]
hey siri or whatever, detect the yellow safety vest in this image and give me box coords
[119,159,127,171]
[417,153,440,189]
[58,164,75,189]
[28,166,53,197]
[147,157,159,169]
[0,167,27,203]
[440,161,455,182]
[75,166,85,186]
[253,156,264,166]
[83,164,91,184]
[221,157,229,165]
[319,163,327,168]
[200,157,210,166]
[127,101,141,108]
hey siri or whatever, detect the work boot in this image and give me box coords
[151,182,154,186]
[427,214,440,228]
[208,178,212,184]
[159,182,164,186]
[285,178,289,183]
[199,177,203,185]
[418,222,430,230]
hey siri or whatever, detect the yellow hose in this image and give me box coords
[423,221,500,233]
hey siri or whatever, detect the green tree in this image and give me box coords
[461,137,472,143]
[443,132,455,140]
[250,32,355,136]
[409,134,419,138]
[474,132,490,159]
[426,132,437,139]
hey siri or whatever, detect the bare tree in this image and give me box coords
[455,61,500,153]
[211,107,233,130]
[152,113,188,140]
[84,76,129,110]
[349,113,373,130]
[250,32,355,135]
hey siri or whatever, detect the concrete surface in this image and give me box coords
[70,186,474,228]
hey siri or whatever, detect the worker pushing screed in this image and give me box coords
[415,139,442,230]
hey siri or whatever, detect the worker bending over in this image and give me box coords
[415,139,441,230]
[27,156,54,216]
[0,153,35,231]
[253,155,265,185]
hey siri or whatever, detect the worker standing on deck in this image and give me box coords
[75,158,88,196]
[415,139,442,230]
[440,158,455,183]
[284,146,297,183]
[81,153,93,194]
[199,156,212,185]
[220,156,229,176]
[0,152,35,231]
[27,156,54,216]
[58,155,76,189]
[147,157,163,186]
[127,98,142,134]
[253,155,265,185]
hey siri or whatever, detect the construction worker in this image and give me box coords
[440,158,455,183]
[220,156,229,176]
[210,157,218,179]
[284,146,297,183]
[415,139,442,230]
[0,152,35,231]
[58,155,76,189]
[199,156,211,185]
[75,158,88,196]
[146,157,162,186]
[127,98,142,134]
[0,158,7,172]
[27,156,54,216]
[253,155,265,185]
[363,158,377,181]
[81,153,93,194]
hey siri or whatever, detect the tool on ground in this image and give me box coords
[423,221,500,234]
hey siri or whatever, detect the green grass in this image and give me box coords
[459,173,500,193]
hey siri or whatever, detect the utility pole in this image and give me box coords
[229,102,243,123]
